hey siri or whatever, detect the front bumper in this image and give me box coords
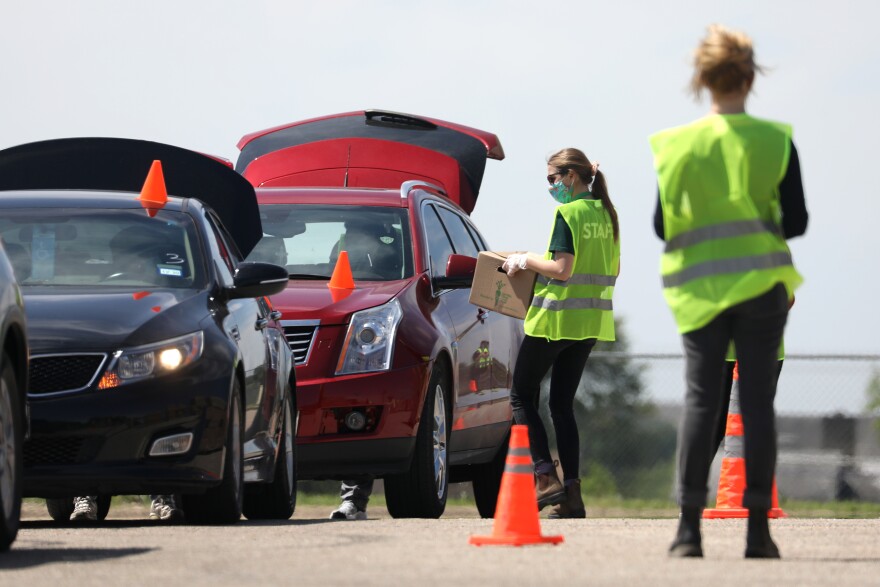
[295,361,429,479]
[23,362,232,498]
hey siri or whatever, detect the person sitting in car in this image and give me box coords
[329,218,401,280]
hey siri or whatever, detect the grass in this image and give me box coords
[295,492,880,519]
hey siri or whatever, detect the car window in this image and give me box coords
[436,206,480,257]
[205,215,236,286]
[465,220,489,251]
[247,204,412,282]
[422,205,455,279]
[0,209,204,288]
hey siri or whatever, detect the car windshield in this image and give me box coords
[247,204,413,281]
[0,208,205,289]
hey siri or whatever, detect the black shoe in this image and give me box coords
[668,541,703,558]
[745,542,781,559]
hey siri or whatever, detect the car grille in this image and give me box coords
[29,354,108,396]
[281,321,319,366]
[23,436,92,466]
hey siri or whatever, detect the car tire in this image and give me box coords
[242,391,297,520]
[384,365,450,519]
[46,494,112,523]
[0,353,23,551]
[182,379,243,525]
[45,498,72,522]
[471,428,509,519]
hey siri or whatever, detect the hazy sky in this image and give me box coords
[3,0,877,355]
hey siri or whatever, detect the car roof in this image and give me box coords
[0,190,190,211]
[0,138,262,256]
[235,110,504,215]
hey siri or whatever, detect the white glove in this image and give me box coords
[502,253,528,276]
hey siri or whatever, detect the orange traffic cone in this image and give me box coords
[704,362,786,519]
[327,251,355,302]
[469,425,564,546]
[138,160,169,216]
[328,251,355,289]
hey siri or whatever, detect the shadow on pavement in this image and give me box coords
[0,547,154,569]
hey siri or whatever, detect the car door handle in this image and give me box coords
[230,326,241,341]
[255,318,268,330]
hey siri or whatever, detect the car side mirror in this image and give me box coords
[433,254,476,290]
[228,262,288,299]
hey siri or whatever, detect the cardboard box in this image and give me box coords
[468,251,537,320]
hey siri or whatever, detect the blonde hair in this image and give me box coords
[690,24,764,98]
[547,148,619,241]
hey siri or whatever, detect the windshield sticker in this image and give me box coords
[158,265,184,277]
[31,227,56,280]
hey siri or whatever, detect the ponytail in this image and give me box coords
[591,170,619,242]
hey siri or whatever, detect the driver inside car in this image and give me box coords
[329,218,400,280]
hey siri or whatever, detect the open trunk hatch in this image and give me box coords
[236,110,504,215]
[0,138,263,256]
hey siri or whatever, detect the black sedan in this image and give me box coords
[0,242,28,549]
[0,138,297,524]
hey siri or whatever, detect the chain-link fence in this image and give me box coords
[301,352,880,506]
[551,352,880,503]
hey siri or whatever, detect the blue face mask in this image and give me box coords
[548,181,573,204]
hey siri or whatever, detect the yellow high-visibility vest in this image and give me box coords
[524,199,619,341]
[650,114,803,333]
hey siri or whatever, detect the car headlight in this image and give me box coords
[336,299,402,375]
[98,331,205,389]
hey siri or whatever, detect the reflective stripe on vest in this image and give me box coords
[531,296,613,311]
[536,273,617,287]
[664,219,782,253]
[661,251,794,288]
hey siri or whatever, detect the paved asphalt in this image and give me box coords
[2,503,878,586]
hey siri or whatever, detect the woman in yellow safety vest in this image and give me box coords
[650,25,808,559]
[502,148,620,519]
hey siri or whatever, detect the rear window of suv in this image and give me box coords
[249,204,412,282]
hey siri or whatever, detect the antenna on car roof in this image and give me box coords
[343,145,351,187]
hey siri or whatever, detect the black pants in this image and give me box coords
[510,335,596,480]
[678,283,789,510]
[713,360,785,455]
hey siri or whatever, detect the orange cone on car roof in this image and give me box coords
[138,160,168,216]
[704,362,786,519]
[469,425,564,546]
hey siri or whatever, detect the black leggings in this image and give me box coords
[678,284,789,510]
[510,335,596,480]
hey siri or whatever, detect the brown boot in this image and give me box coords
[548,479,586,519]
[535,469,566,510]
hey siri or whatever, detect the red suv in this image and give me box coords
[237,110,521,517]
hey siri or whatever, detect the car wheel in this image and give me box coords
[182,379,243,525]
[385,365,449,519]
[45,494,112,523]
[242,391,297,520]
[46,498,73,522]
[0,353,23,551]
[471,428,510,519]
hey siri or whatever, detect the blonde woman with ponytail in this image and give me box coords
[650,24,808,559]
[502,148,620,518]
